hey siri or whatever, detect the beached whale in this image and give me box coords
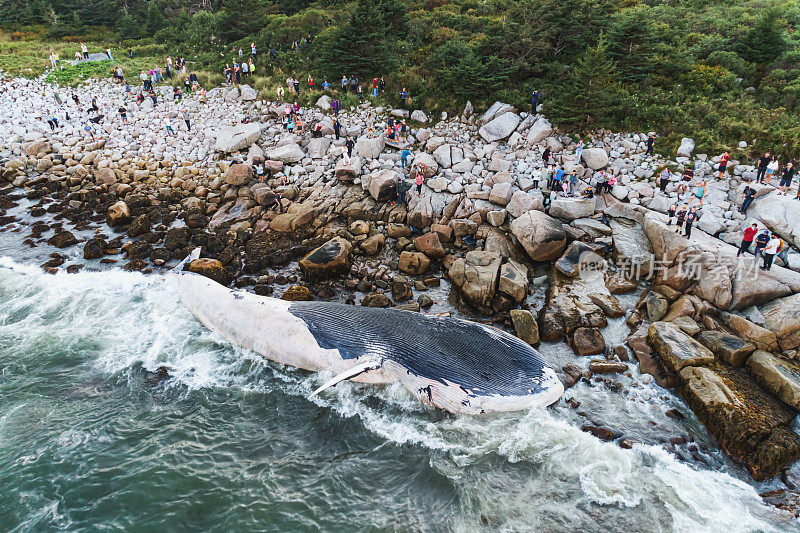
[176,263,563,414]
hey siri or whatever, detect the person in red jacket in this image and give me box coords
[717,151,730,179]
[308,74,313,88]
[737,223,758,257]
[372,77,379,97]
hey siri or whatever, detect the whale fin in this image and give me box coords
[308,357,384,398]
[174,247,201,272]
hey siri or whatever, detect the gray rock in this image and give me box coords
[214,123,262,153]
[527,118,553,144]
[479,112,521,143]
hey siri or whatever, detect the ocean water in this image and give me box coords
[0,257,797,531]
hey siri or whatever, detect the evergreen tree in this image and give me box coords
[737,10,787,66]
[319,0,396,78]
[427,39,515,100]
[115,7,140,39]
[145,0,165,36]
[548,36,630,127]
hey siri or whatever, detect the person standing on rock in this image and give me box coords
[241,60,249,79]
[667,204,676,225]
[678,168,693,195]
[183,109,190,131]
[690,181,706,207]
[606,169,616,193]
[333,119,341,140]
[658,168,670,193]
[762,233,781,270]
[574,141,584,166]
[349,76,358,94]
[684,206,698,238]
[106,47,113,61]
[756,151,771,183]
[532,166,541,189]
[394,176,410,205]
[754,230,770,263]
[674,205,687,234]
[716,151,730,179]
[81,42,88,59]
[737,223,758,257]
[401,147,411,169]
[415,168,424,194]
[45,111,58,130]
[118,105,127,125]
[399,87,408,110]
[646,134,655,156]
[83,121,95,140]
[779,162,795,195]
[345,137,355,158]
[341,75,348,93]
[570,170,578,195]
[594,169,606,194]
[372,77,379,97]
[553,166,564,191]
[765,155,779,185]
[542,146,551,166]
[531,89,539,114]
[277,84,285,102]
[163,115,175,136]
[332,97,340,117]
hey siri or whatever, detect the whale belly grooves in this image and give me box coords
[177,271,563,413]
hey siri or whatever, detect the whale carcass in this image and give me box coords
[177,268,563,414]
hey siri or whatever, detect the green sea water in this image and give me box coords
[0,259,796,532]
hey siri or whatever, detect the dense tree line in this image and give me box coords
[3,0,800,152]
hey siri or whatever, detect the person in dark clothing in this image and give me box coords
[345,138,355,158]
[399,88,408,110]
[349,77,358,93]
[531,90,539,114]
[756,152,771,183]
[294,79,300,94]
[684,207,698,238]
[542,146,551,166]
[740,186,757,213]
[379,77,386,93]
[332,98,340,117]
[753,230,770,263]
[330,119,340,140]
[667,204,676,225]
[646,134,655,156]
[738,223,758,257]
[779,162,795,195]
[674,205,687,234]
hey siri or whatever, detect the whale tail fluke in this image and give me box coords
[174,247,201,273]
[309,357,384,399]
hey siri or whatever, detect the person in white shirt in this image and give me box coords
[163,115,175,136]
[106,47,113,60]
[532,167,541,189]
[762,235,782,270]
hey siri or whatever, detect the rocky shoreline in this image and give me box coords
[3,74,800,501]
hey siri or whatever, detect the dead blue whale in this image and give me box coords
[177,264,563,414]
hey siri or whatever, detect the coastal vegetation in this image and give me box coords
[3,0,800,154]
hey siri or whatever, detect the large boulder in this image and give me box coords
[356,136,385,159]
[677,137,695,158]
[747,351,800,410]
[223,163,253,186]
[477,101,514,126]
[398,251,431,276]
[526,118,553,144]
[316,95,332,110]
[413,232,445,260]
[647,321,715,372]
[718,312,779,352]
[510,309,539,347]
[448,251,502,309]
[186,258,230,286]
[572,327,606,356]
[761,293,800,351]
[549,197,595,222]
[498,259,528,302]
[696,330,756,366]
[335,158,358,182]
[747,192,800,250]
[506,190,543,219]
[266,143,304,163]
[581,148,609,170]
[478,112,521,143]
[510,210,567,261]
[299,237,353,281]
[410,110,428,122]
[678,364,800,480]
[214,123,262,153]
[239,84,257,101]
[307,137,331,159]
[608,217,653,278]
[366,169,400,201]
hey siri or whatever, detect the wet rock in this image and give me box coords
[362,292,391,307]
[83,237,105,260]
[645,291,669,322]
[588,360,628,374]
[571,327,606,356]
[361,233,385,255]
[398,251,431,276]
[186,258,230,286]
[648,321,715,372]
[127,214,151,238]
[448,251,502,309]
[510,309,539,347]
[498,259,528,303]
[510,210,567,262]
[747,351,800,410]
[697,330,756,366]
[760,489,800,518]
[555,241,597,277]
[48,230,78,248]
[299,237,353,281]
[281,285,314,301]
[107,200,131,227]
[679,364,800,480]
[718,312,779,352]
[413,232,445,260]
[581,425,615,442]
[164,227,191,251]
[561,363,583,388]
